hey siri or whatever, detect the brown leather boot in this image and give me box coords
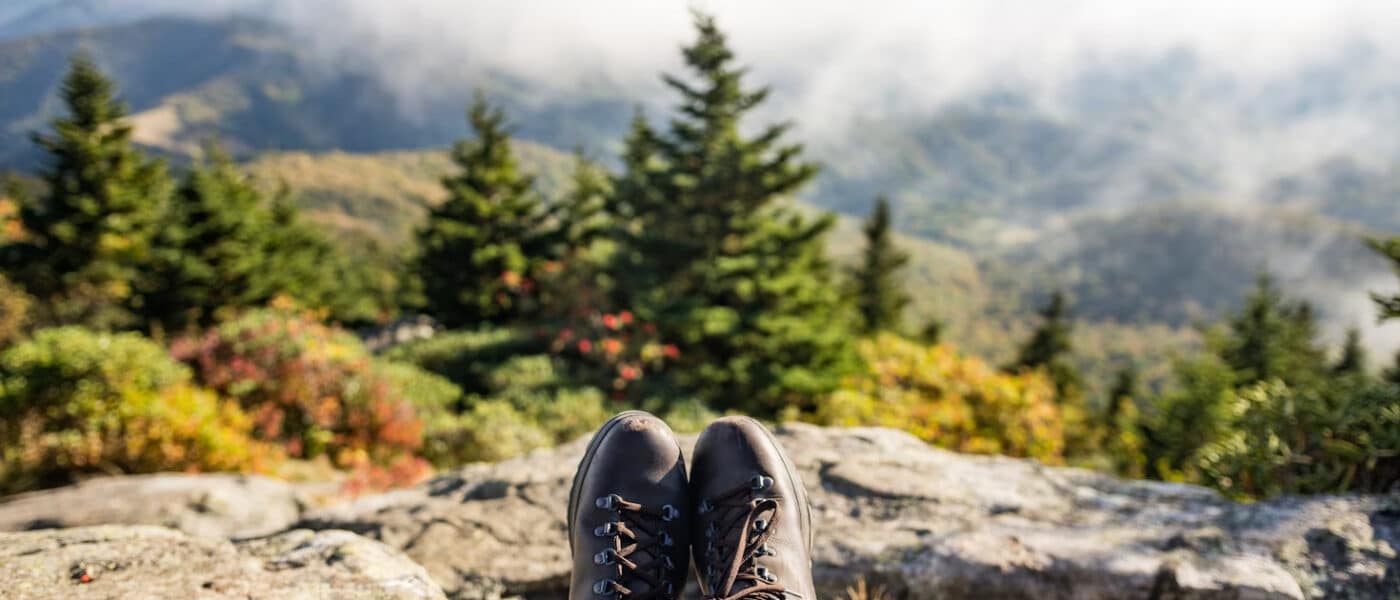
[691,417,815,599]
[568,411,690,600]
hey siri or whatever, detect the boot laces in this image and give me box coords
[591,493,680,600]
[699,474,790,600]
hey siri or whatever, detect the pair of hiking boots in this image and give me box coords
[568,411,815,600]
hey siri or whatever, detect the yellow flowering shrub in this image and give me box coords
[809,334,1066,462]
[0,327,274,492]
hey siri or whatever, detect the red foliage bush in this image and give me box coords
[171,308,426,476]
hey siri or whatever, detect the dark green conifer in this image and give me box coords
[141,146,273,333]
[416,95,550,329]
[1012,290,1082,400]
[919,318,945,345]
[1332,326,1367,376]
[1384,351,1400,386]
[553,151,611,255]
[1104,364,1146,478]
[851,196,911,333]
[1108,364,1141,406]
[4,55,172,329]
[1221,274,1325,386]
[609,13,853,414]
[259,195,382,323]
[1369,237,1400,320]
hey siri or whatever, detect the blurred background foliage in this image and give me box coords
[0,13,1394,500]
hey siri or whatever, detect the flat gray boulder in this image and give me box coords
[0,473,310,538]
[0,525,445,599]
[298,423,1400,599]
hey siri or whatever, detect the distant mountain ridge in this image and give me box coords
[3,12,1398,241]
[2,11,1397,359]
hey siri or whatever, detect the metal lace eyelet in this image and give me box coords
[663,581,675,598]
[595,494,619,510]
[593,578,614,594]
[753,519,769,533]
[705,522,717,539]
[594,522,618,537]
[661,532,673,547]
[697,499,713,514]
[594,548,616,565]
[750,475,773,491]
[661,504,678,521]
[756,566,777,583]
[757,543,774,556]
[663,555,675,571]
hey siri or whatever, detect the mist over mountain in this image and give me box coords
[2,1,1398,358]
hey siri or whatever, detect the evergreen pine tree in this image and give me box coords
[609,13,853,414]
[1384,351,1400,386]
[918,318,945,345]
[259,195,382,323]
[851,196,911,333]
[1104,364,1146,478]
[1012,290,1082,400]
[141,147,383,331]
[1221,274,1326,387]
[535,151,614,321]
[140,146,274,333]
[553,151,611,255]
[1368,237,1400,385]
[1332,326,1367,376]
[3,55,172,329]
[1369,237,1400,320]
[416,95,550,329]
[1108,364,1141,407]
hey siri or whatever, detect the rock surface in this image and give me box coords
[0,525,445,599]
[0,425,1395,598]
[0,473,311,538]
[298,424,1400,599]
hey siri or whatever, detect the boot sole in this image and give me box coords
[566,409,657,554]
[738,416,814,555]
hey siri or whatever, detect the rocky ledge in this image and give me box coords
[1,424,1396,598]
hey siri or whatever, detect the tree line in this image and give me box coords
[1,13,1396,498]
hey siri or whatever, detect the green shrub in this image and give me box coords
[1196,378,1400,499]
[376,360,463,422]
[427,400,553,464]
[0,327,269,492]
[383,327,544,394]
[409,351,613,465]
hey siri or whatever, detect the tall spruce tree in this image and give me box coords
[553,151,611,255]
[1385,352,1400,386]
[1370,237,1400,320]
[1104,364,1147,478]
[1222,274,1325,387]
[141,147,382,332]
[417,95,550,329]
[1332,326,1367,376]
[3,55,171,329]
[259,195,384,323]
[609,13,853,414]
[1369,237,1400,385]
[1012,290,1082,400]
[140,146,274,333]
[851,196,911,333]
